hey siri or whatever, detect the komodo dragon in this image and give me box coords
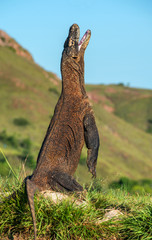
[9,24,100,239]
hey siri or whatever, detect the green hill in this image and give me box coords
[0,31,152,183]
[86,84,152,133]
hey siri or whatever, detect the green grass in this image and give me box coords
[0,154,151,240]
[115,97,152,132]
[0,177,152,240]
[0,153,151,239]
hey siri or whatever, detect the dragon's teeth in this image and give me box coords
[78,45,81,51]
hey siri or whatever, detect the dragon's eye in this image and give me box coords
[69,39,75,46]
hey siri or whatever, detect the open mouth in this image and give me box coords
[78,30,90,51]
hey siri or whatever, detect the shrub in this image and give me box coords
[13,117,30,127]
[48,87,59,96]
[109,177,152,194]
[147,119,152,133]
[0,36,5,42]
[117,83,124,87]
[20,138,31,151]
[0,130,7,142]
[7,46,16,53]
[19,138,34,168]
[0,130,34,173]
[0,130,18,148]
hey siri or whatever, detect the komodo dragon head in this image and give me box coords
[61,24,91,95]
[63,23,91,58]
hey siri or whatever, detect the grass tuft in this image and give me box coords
[0,148,19,181]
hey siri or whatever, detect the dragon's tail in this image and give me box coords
[26,178,38,240]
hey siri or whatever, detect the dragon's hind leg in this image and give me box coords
[48,171,83,192]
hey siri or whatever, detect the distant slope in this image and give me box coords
[86,84,152,133]
[0,30,33,61]
[0,31,152,183]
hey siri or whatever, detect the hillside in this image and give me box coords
[86,84,152,132]
[0,30,33,61]
[0,30,152,183]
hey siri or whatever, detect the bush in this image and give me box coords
[0,36,5,42]
[20,138,31,151]
[13,117,30,127]
[0,130,18,148]
[7,46,16,53]
[117,83,124,87]
[109,177,152,194]
[0,130,7,143]
[48,87,59,96]
[147,119,152,133]
[0,130,34,173]
[109,177,136,191]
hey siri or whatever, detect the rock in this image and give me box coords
[40,190,86,206]
[97,209,123,224]
[41,190,68,203]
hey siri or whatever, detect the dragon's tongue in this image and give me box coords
[78,30,89,50]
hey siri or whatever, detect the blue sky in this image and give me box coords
[0,0,152,89]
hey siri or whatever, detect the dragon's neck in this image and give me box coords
[61,62,83,99]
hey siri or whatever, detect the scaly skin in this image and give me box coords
[24,24,99,239]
